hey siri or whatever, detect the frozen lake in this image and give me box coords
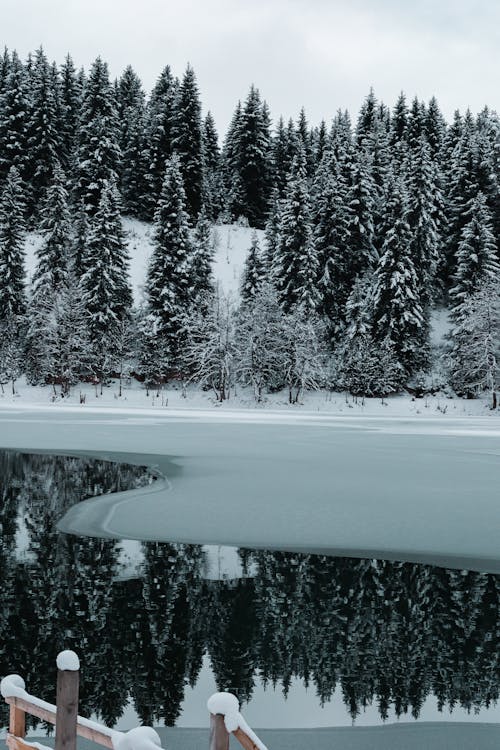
[1,406,499,748]
[1,407,499,572]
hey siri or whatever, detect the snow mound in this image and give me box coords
[207,692,268,750]
[56,650,80,671]
[0,674,25,699]
[113,727,162,750]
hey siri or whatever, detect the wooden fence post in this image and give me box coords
[209,713,230,750]
[9,701,26,739]
[55,652,80,750]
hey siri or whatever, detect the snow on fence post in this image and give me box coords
[55,651,80,750]
[207,693,268,750]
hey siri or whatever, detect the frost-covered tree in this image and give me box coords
[0,166,26,321]
[234,282,285,400]
[116,65,149,217]
[347,149,376,280]
[448,280,500,407]
[59,54,82,173]
[281,305,326,403]
[450,192,499,323]
[337,335,403,398]
[240,231,266,302]
[202,111,223,220]
[181,287,235,401]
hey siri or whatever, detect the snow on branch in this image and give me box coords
[207,692,268,750]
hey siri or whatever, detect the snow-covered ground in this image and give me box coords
[24,220,262,304]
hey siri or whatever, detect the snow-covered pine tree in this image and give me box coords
[263,188,281,272]
[372,181,427,375]
[274,148,318,312]
[72,199,90,278]
[26,47,61,213]
[116,65,149,218]
[220,100,245,220]
[81,180,132,387]
[450,192,499,322]
[202,111,223,220]
[271,116,294,198]
[74,57,121,215]
[0,166,26,320]
[312,152,352,332]
[229,85,272,228]
[190,209,214,300]
[144,66,178,216]
[31,161,72,298]
[240,230,266,302]
[172,64,204,218]
[59,54,82,174]
[0,51,29,184]
[347,147,377,282]
[404,135,441,310]
[144,155,193,365]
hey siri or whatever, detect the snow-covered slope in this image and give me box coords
[23,220,264,304]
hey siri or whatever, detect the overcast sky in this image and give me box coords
[2,0,500,135]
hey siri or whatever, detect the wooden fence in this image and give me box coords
[2,652,267,750]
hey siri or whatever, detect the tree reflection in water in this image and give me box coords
[0,450,498,729]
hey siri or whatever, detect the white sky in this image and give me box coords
[2,0,500,134]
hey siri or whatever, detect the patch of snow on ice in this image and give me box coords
[56,650,80,671]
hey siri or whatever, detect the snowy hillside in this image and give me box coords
[23,220,263,305]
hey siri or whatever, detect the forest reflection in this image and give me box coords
[0,450,498,730]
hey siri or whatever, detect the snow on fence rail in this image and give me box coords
[1,651,162,750]
[207,693,268,750]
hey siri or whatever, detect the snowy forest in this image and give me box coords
[0,47,499,403]
[1,450,499,728]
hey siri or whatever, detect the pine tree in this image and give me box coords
[229,86,272,228]
[31,161,72,299]
[74,57,121,214]
[346,148,376,281]
[274,149,318,312]
[59,54,82,173]
[116,66,149,217]
[312,153,352,331]
[144,155,193,361]
[190,209,214,300]
[0,51,29,183]
[202,111,223,220]
[26,48,61,211]
[172,64,204,217]
[0,166,26,320]
[144,66,179,215]
[450,192,499,322]
[372,182,427,375]
[81,181,132,386]
[240,231,266,302]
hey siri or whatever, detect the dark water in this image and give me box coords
[0,450,499,731]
